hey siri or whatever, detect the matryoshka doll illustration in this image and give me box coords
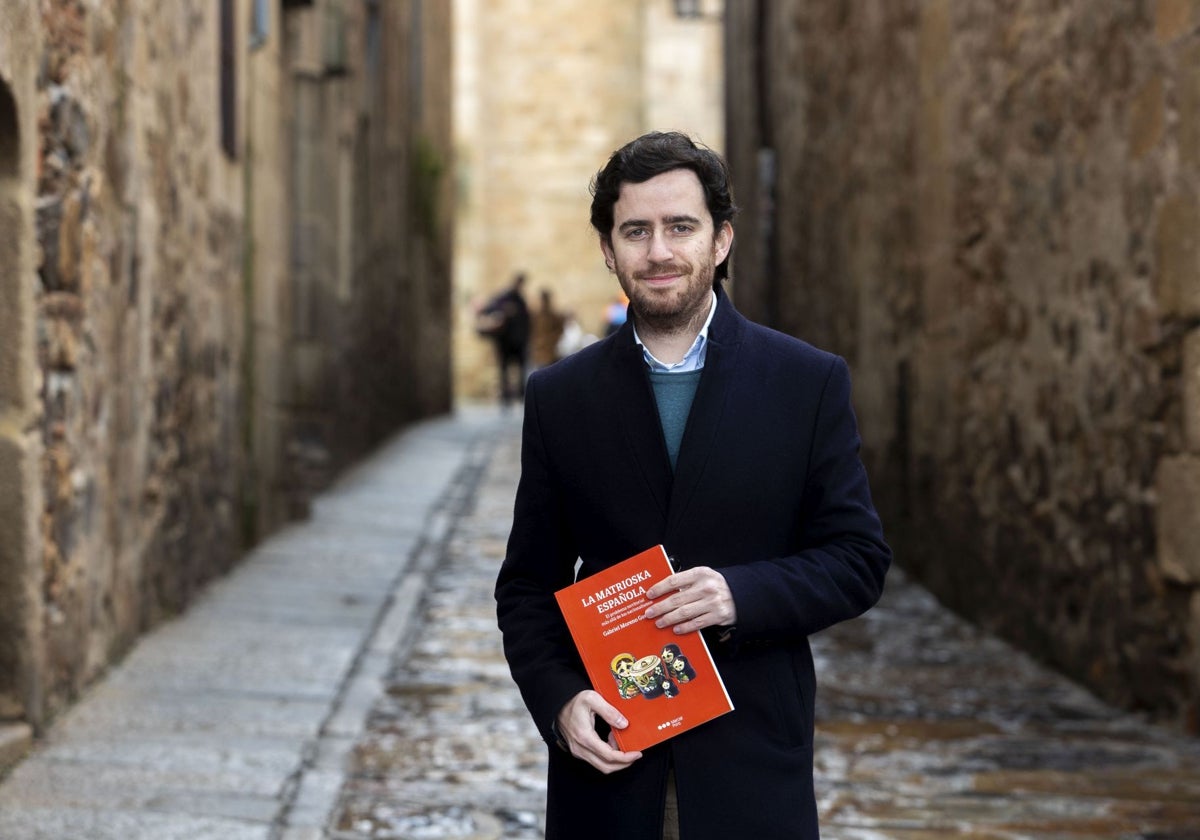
[629,654,667,698]
[658,671,680,698]
[662,643,696,683]
[610,652,639,699]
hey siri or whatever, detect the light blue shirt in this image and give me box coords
[632,291,717,373]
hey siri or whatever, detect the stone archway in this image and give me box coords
[0,76,38,731]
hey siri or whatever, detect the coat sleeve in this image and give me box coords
[494,376,591,744]
[717,355,891,642]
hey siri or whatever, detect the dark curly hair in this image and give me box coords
[589,132,738,284]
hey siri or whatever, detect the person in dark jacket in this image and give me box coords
[478,272,531,406]
[495,131,891,840]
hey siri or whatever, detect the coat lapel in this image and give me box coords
[666,291,745,537]
[607,327,673,521]
[605,290,748,532]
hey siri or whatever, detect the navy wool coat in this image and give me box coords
[496,288,891,840]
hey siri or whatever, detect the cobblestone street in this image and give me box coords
[331,416,1200,839]
[2,408,1200,838]
[329,417,545,840]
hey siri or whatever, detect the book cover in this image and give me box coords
[554,544,734,752]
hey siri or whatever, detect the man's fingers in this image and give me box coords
[645,566,736,631]
[558,691,642,774]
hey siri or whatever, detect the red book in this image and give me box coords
[554,544,734,751]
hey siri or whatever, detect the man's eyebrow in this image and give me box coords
[617,214,702,232]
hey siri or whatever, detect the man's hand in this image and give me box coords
[644,566,737,634]
[556,691,642,773]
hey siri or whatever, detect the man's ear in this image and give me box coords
[714,221,733,265]
[600,237,615,270]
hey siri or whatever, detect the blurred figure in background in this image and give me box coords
[603,291,629,337]
[475,272,531,407]
[530,288,568,370]
[555,313,596,359]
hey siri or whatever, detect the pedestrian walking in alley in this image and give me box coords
[495,131,891,839]
[529,287,568,370]
[476,272,531,407]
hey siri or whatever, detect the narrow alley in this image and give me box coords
[3,405,1194,839]
[4,2,1200,837]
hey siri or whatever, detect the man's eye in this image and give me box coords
[625,228,648,239]
[672,224,694,235]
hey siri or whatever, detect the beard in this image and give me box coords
[616,254,717,334]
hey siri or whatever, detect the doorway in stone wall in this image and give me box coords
[0,77,27,724]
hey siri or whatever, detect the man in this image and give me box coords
[478,272,531,406]
[495,132,890,839]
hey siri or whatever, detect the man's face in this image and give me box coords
[601,168,733,333]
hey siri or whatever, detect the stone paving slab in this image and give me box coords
[49,682,331,741]
[0,807,273,840]
[0,743,289,816]
[0,408,505,840]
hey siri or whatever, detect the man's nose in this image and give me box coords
[647,230,674,263]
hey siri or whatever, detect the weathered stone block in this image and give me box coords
[1191,590,1200,713]
[0,431,36,723]
[1155,192,1200,318]
[1130,74,1165,159]
[55,189,83,293]
[1185,330,1200,453]
[1158,455,1200,583]
[0,192,31,412]
[1182,44,1200,171]
[1155,0,1197,42]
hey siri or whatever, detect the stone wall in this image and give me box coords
[0,3,44,732]
[277,0,453,516]
[31,0,249,724]
[0,0,452,734]
[726,0,1200,728]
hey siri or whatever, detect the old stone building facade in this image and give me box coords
[726,0,1200,729]
[0,0,452,753]
[451,0,725,399]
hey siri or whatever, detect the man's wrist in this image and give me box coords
[550,716,569,752]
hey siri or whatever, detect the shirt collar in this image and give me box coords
[633,290,717,373]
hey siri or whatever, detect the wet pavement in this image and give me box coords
[331,414,1200,840]
[329,414,544,840]
[0,407,510,840]
[2,405,1200,838]
[813,581,1200,838]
